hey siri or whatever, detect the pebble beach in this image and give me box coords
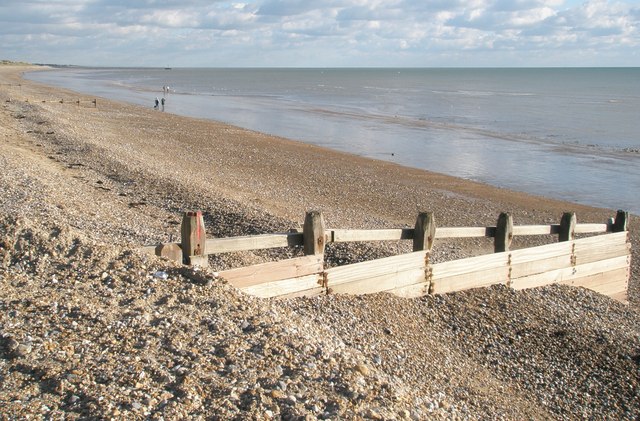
[1,64,638,419]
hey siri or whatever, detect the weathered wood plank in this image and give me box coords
[578,231,628,247]
[560,266,629,290]
[205,233,303,254]
[573,231,628,247]
[431,252,509,279]
[574,223,609,234]
[574,242,630,265]
[430,264,510,294]
[220,254,324,288]
[510,240,573,263]
[511,254,573,279]
[509,241,573,278]
[576,231,629,249]
[240,274,324,298]
[608,291,628,303]
[277,286,327,299]
[435,227,495,238]
[330,229,413,243]
[325,251,427,287]
[511,255,629,290]
[388,282,430,298]
[513,225,560,236]
[329,268,426,295]
[508,232,629,277]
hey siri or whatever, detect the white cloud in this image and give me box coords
[0,0,638,66]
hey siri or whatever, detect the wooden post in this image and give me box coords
[612,210,628,232]
[559,212,576,242]
[303,210,326,256]
[495,212,513,253]
[181,211,208,266]
[413,212,436,251]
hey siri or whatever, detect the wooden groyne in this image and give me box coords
[142,210,630,301]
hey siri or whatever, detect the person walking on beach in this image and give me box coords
[161,97,165,111]
[154,97,159,110]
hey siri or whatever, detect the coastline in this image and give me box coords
[1,64,639,419]
[2,64,638,300]
[26,66,640,215]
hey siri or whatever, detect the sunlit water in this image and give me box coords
[27,67,640,214]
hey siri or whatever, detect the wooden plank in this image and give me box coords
[430,264,510,294]
[329,268,426,295]
[510,240,573,263]
[205,233,303,254]
[513,225,560,236]
[435,227,494,238]
[560,266,629,290]
[330,223,608,243]
[573,232,630,264]
[389,281,429,298]
[572,231,628,248]
[511,254,573,279]
[574,242,630,265]
[511,255,629,290]
[575,278,629,300]
[240,274,323,298]
[431,252,509,279]
[574,223,609,234]
[509,231,629,277]
[220,254,324,288]
[608,291,628,303]
[326,251,427,287]
[277,287,327,299]
[330,229,413,243]
[510,241,573,278]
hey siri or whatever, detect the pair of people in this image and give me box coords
[154,97,166,111]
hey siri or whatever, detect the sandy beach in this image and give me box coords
[1,64,638,419]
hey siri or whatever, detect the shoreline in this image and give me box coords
[1,63,639,419]
[2,64,638,301]
[25,66,640,215]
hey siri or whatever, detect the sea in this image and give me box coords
[26,67,640,215]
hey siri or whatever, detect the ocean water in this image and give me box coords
[26,67,640,215]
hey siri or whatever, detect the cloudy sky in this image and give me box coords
[1,0,639,67]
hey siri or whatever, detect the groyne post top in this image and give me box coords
[181,211,207,265]
[303,210,326,256]
[613,210,629,232]
[413,211,436,252]
[495,212,513,253]
[559,212,577,242]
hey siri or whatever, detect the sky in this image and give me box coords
[1,0,639,67]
